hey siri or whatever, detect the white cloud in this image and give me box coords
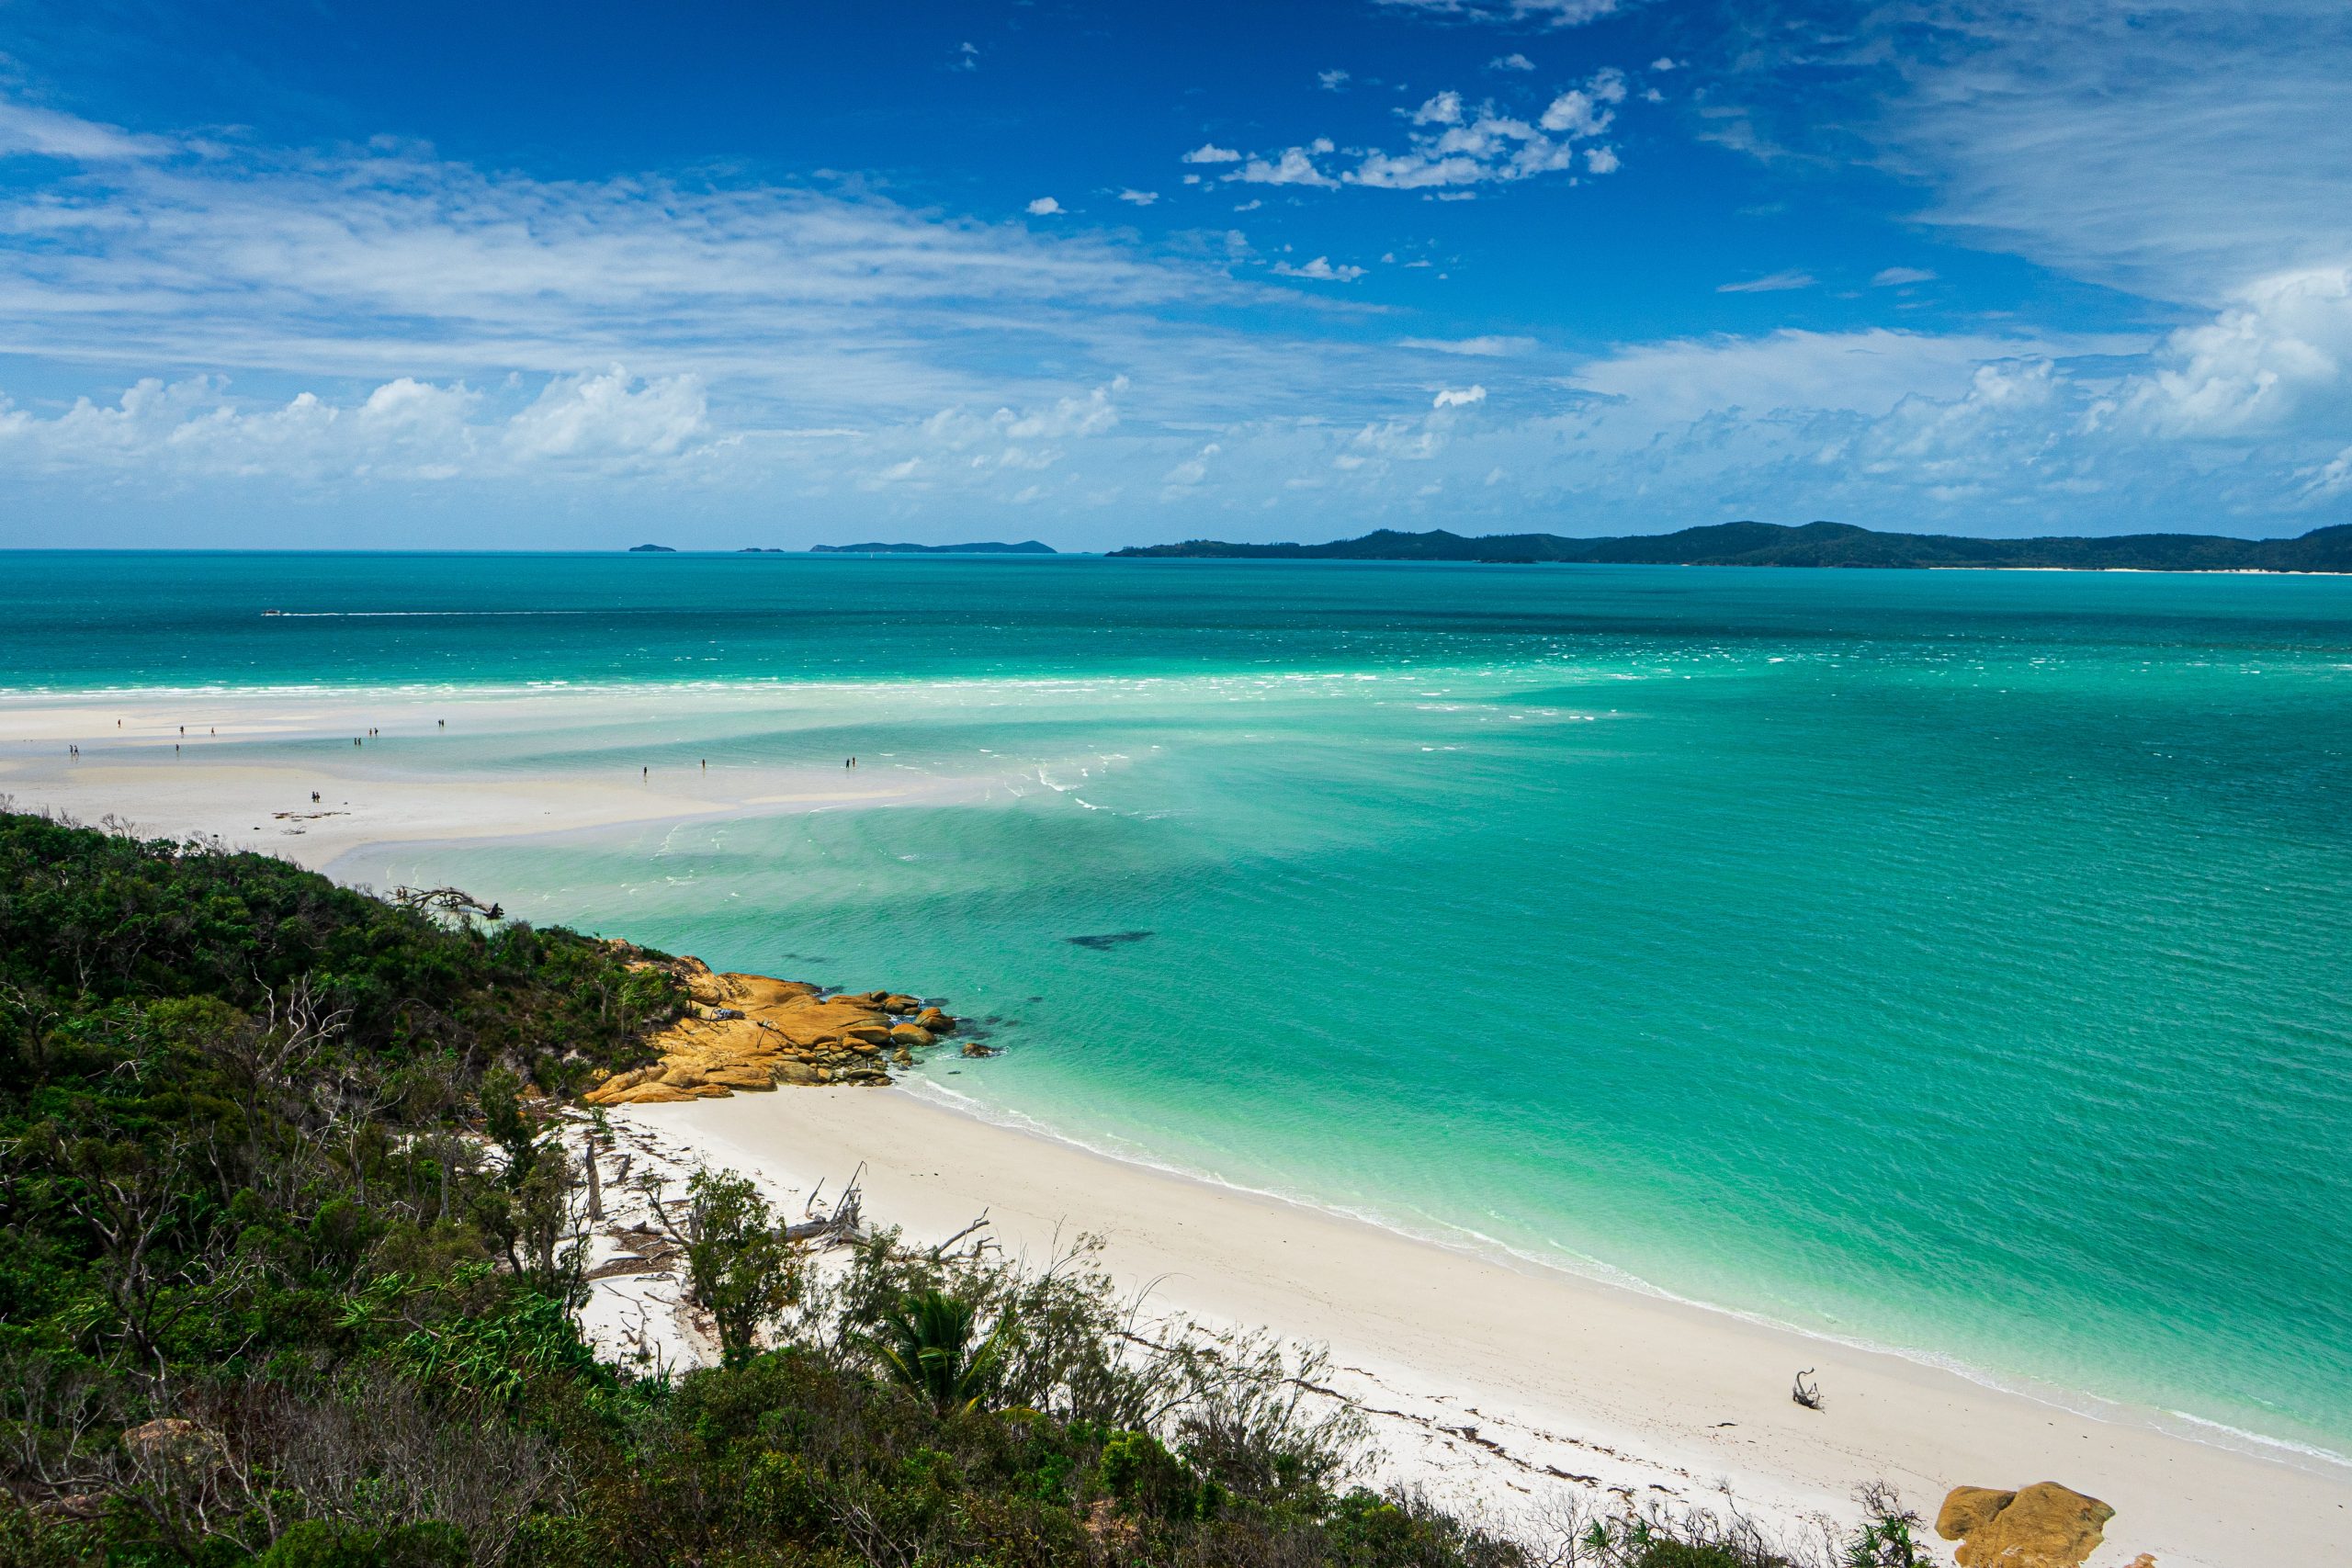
[953,41,979,72]
[1117,188,1159,206]
[1721,3,2352,307]
[1182,143,1242,164]
[1236,147,1340,188]
[504,367,707,459]
[1345,69,1627,189]
[1273,256,1366,282]
[1490,53,1535,72]
[2129,265,2352,436]
[1410,92,1464,126]
[0,100,169,160]
[1319,69,1351,91]
[1566,328,2077,422]
[1026,197,1064,216]
[1399,335,1537,356]
[0,366,707,481]
[1871,266,1938,287]
[1718,270,1817,294]
[1432,385,1487,407]
[1539,69,1625,135]
[1374,0,1623,26]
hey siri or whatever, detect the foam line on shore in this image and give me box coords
[893,1075,2352,1478]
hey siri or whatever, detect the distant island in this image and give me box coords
[808,540,1057,555]
[627,542,676,552]
[1110,521,2352,573]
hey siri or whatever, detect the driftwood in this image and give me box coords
[392,885,504,921]
[786,1164,867,1245]
[1791,1368,1824,1410]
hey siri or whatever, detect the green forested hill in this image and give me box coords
[1110,521,2352,570]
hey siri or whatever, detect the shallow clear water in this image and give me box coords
[6,550,2349,1457]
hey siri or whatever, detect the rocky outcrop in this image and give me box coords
[583,954,965,1105]
[1936,1483,2114,1568]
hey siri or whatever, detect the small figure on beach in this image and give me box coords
[311,791,320,803]
[438,719,446,728]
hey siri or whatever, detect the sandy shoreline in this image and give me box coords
[6,690,2346,1564]
[630,1087,2350,1567]
[0,687,1015,868]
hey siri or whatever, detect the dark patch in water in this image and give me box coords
[1067,931,1154,951]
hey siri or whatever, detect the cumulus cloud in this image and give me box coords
[1117,188,1159,206]
[2129,266,2352,436]
[1236,145,1342,187]
[1348,69,1627,188]
[1026,197,1064,216]
[1319,69,1351,90]
[1273,256,1366,281]
[1432,385,1487,407]
[1182,142,1242,164]
[1491,53,1536,72]
[0,366,707,481]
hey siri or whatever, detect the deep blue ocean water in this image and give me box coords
[5,550,2347,1459]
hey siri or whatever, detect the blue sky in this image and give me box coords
[1,0,2349,548]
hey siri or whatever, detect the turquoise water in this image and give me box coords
[6,551,2349,1459]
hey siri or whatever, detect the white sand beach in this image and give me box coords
[623,1088,2349,1568]
[0,688,1019,868]
[6,692,2347,1566]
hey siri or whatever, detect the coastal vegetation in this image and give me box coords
[1108,520,2352,571]
[0,808,1933,1567]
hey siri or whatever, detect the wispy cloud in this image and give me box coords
[1871,266,1937,287]
[1374,0,1624,27]
[1399,335,1537,356]
[1717,270,1816,293]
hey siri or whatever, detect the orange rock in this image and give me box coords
[1937,1483,2114,1568]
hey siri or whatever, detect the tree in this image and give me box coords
[868,1290,1009,1416]
[672,1169,800,1369]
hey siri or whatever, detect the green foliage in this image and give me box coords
[256,1520,469,1568]
[1637,1544,1753,1568]
[866,1289,1009,1416]
[674,1169,800,1371]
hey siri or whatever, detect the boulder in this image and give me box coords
[883,993,922,1013]
[916,1007,955,1033]
[613,1082,702,1104]
[775,1061,823,1086]
[890,1024,934,1049]
[1937,1483,2114,1568]
[962,1042,997,1058]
